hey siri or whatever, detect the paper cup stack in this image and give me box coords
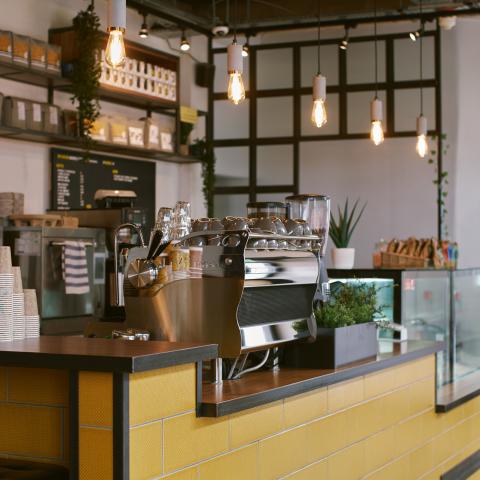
[24,289,39,338]
[0,247,13,342]
[12,267,25,340]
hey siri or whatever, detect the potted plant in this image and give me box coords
[283,282,382,368]
[330,198,366,269]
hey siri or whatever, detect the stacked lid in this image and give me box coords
[24,289,39,338]
[12,267,25,340]
[0,192,24,217]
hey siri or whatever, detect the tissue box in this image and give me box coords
[3,97,28,129]
[12,34,30,66]
[26,102,45,131]
[44,104,61,134]
[109,116,128,145]
[90,116,109,142]
[144,118,161,150]
[0,31,13,62]
[128,120,145,147]
[30,39,47,70]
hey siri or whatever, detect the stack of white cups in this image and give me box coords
[0,247,13,342]
[24,289,40,338]
[12,267,25,340]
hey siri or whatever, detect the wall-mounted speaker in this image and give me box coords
[195,63,216,88]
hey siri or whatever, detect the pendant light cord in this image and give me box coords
[317,0,321,74]
[374,0,378,97]
[233,0,237,42]
[419,0,424,116]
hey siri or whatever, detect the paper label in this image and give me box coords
[17,102,25,121]
[33,103,41,123]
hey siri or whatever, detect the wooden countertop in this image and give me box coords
[200,340,444,417]
[436,370,480,413]
[0,337,218,373]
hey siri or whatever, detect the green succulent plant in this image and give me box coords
[329,198,366,248]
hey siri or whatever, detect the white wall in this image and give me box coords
[0,0,207,219]
[212,18,478,268]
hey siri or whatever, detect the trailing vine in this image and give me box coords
[428,133,449,239]
[191,138,216,216]
[71,2,102,149]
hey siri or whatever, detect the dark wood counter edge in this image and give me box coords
[440,450,480,480]
[0,344,218,373]
[436,370,480,413]
[200,342,444,417]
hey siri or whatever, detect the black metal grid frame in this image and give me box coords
[209,23,444,238]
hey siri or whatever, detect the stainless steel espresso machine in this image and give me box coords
[116,195,331,378]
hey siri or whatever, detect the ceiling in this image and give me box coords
[126,0,480,35]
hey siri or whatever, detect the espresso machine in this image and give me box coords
[116,195,331,378]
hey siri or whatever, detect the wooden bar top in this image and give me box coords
[436,370,480,413]
[201,340,444,417]
[0,337,217,373]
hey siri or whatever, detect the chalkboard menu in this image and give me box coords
[50,148,156,221]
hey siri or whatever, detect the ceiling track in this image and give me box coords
[126,1,480,37]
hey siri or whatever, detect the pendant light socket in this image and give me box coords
[417,115,427,136]
[312,74,326,101]
[108,0,126,31]
[371,97,383,122]
[227,42,243,74]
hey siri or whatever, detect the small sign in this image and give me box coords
[180,106,198,124]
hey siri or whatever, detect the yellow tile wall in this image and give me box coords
[79,371,113,428]
[129,364,196,427]
[0,366,68,468]
[130,420,163,480]
[79,427,113,480]
[8,367,68,405]
[140,354,480,480]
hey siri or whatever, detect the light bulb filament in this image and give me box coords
[370,120,384,146]
[311,98,327,128]
[416,134,428,158]
[228,72,245,105]
[106,28,126,68]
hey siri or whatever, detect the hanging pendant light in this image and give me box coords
[106,0,127,68]
[370,0,384,146]
[242,35,250,57]
[339,26,349,50]
[416,0,429,158]
[180,30,191,52]
[139,13,149,39]
[311,0,327,128]
[227,0,245,105]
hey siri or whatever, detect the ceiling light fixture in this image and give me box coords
[370,0,384,146]
[227,0,245,105]
[180,30,191,51]
[106,0,127,68]
[311,0,327,128]
[139,13,149,39]
[339,26,349,50]
[416,0,428,158]
[242,36,250,57]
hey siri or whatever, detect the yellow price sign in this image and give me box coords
[180,106,198,124]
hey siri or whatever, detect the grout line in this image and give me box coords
[78,424,113,431]
[162,418,165,477]
[0,399,67,409]
[130,417,164,429]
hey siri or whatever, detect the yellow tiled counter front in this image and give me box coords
[127,355,480,480]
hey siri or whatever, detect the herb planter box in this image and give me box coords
[283,322,378,369]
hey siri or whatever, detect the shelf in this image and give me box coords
[0,125,200,164]
[0,60,70,89]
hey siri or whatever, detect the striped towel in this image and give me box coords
[62,241,90,295]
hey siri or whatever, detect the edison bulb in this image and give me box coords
[311,98,327,128]
[105,29,126,68]
[416,134,428,158]
[228,72,245,105]
[370,120,384,146]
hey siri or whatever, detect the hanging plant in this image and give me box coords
[71,2,102,147]
[428,133,450,239]
[190,138,216,216]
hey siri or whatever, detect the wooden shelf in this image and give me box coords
[0,125,200,164]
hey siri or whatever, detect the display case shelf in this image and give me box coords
[0,59,70,89]
[0,125,200,164]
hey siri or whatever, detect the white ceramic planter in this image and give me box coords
[331,248,355,269]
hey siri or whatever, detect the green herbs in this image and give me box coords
[71,3,102,145]
[315,281,382,328]
[329,198,366,248]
